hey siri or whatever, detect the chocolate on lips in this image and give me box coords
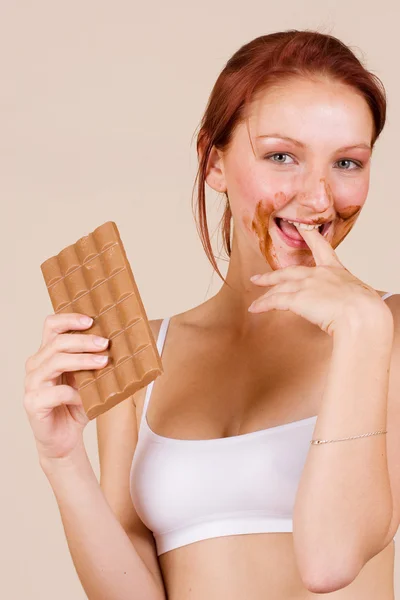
[40,221,163,420]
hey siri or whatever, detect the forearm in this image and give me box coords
[41,446,164,600]
[293,308,394,588]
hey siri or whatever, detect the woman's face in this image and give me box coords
[216,77,374,269]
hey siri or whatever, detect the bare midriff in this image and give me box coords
[158,533,394,600]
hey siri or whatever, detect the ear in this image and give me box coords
[204,146,227,193]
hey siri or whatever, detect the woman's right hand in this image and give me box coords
[23,313,110,465]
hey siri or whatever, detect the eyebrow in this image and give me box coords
[256,134,371,152]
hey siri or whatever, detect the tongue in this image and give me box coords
[279,219,305,241]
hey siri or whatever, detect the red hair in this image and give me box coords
[191,30,387,283]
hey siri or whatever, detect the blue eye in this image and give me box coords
[265,153,294,164]
[336,159,362,170]
[264,154,363,170]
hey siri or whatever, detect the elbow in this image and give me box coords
[293,521,362,593]
[300,557,360,594]
[296,519,393,593]
[301,571,355,594]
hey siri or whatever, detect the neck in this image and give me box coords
[209,231,303,337]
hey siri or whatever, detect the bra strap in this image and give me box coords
[140,317,171,432]
[381,292,395,301]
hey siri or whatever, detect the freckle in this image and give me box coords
[324,181,334,202]
[274,191,286,210]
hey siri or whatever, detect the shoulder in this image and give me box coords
[388,296,400,351]
[385,293,400,308]
[148,318,164,339]
[130,318,164,410]
[375,291,400,325]
[380,293,400,332]
[379,292,400,304]
[378,294,400,358]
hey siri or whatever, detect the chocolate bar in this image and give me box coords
[40,221,163,419]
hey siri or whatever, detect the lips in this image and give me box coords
[272,217,333,249]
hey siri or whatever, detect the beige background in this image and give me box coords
[2,0,399,598]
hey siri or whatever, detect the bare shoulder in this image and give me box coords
[376,291,400,317]
[372,290,400,356]
[377,292,400,326]
[376,290,398,300]
[386,294,400,342]
[149,317,164,338]
[131,318,165,410]
[383,292,400,308]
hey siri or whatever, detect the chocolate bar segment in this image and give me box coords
[40,221,163,420]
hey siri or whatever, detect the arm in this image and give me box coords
[293,306,395,593]
[41,444,166,600]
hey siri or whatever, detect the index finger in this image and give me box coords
[40,313,94,349]
[297,226,342,267]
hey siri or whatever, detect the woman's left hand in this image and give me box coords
[248,226,392,337]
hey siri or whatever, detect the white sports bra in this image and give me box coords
[129,291,397,556]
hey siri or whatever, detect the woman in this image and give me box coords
[24,30,400,599]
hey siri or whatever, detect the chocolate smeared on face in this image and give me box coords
[331,205,362,248]
[250,199,276,267]
[246,188,362,270]
[247,192,312,269]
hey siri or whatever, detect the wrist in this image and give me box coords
[40,442,90,477]
[334,301,394,341]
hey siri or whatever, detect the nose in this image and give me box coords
[297,175,334,215]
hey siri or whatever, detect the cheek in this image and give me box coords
[241,193,282,237]
[230,155,291,206]
[233,171,293,233]
[329,178,369,246]
[334,177,369,212]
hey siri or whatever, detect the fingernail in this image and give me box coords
[94,355,108,364]
[80,316,93,326]
[248,302,255,311]
[250,274,261,281]
[94,336,109,347]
